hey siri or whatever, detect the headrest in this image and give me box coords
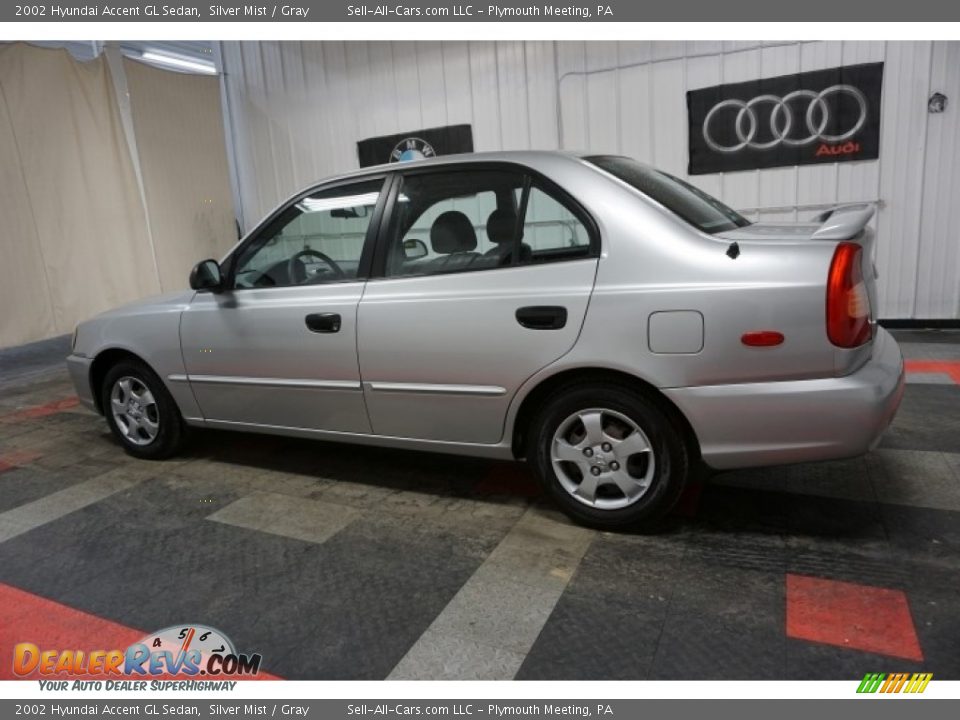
[486,208,519,245]
[430,211,477,254]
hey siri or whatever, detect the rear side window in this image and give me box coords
[522,185,592,259]
[383,167,595,278]
[587,155,750,235]
[384,169,525,277]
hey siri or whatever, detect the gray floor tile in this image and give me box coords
[386,507,595,679]
[869,449,960,512]
[713,457,876,503]
[208,491,361,545]
[0,465,162,543]
[906,372,954,384]
[389,629,526,680]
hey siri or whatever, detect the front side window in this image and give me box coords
[384,168,594,278]
[586,155,750,235]
[233,179,383,289]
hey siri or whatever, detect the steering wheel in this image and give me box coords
[287,249,345,284]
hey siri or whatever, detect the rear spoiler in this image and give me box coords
[810,203,876,241]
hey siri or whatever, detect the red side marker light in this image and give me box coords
[741,330,784,347]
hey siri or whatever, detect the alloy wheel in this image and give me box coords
[110,376,160,446]
[550,407,656,510]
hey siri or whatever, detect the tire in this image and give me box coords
[100,359,185,460]
[527,382,691,531]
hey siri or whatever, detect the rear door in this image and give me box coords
[357,164,600,444]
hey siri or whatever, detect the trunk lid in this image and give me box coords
[716,203,879,374]
[715,203,879,328]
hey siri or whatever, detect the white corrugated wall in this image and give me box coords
[218,41,960,320]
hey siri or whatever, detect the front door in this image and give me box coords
[357,165,599,444]
[180,177,386,433]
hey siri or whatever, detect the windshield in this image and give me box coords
[586,155,750,234]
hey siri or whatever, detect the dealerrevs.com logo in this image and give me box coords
[14,624,263,687]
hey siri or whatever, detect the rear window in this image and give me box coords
[586,155,750,235]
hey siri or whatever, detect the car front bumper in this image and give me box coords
[664,326,905,471]
[66,353,97,413]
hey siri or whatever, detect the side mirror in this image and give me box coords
[189,259,223,293]
[402,238,429,260]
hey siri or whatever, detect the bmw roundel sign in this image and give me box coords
[358,124,473,168]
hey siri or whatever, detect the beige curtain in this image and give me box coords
[124,57,236,292]
[0,43,236,349]
[0,66,56,345]
[0,43,158,348]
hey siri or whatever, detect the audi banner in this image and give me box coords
[687,62,883,175]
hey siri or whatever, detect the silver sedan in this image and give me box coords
[67,151,904,529]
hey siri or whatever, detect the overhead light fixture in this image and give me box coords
[297,193,381,214]
[141,51,216,75]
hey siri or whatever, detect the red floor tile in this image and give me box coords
[904,360,960,385]
[786,574,923,662]
[0,396,79,424]
[0,449,42,474]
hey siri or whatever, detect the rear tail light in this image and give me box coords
[826,241,872,348]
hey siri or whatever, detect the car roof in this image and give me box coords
[311,150,594,186]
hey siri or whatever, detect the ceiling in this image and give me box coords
[5,41,216,73]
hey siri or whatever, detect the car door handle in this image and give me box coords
[516,306,567,330]
[305,313,341,333]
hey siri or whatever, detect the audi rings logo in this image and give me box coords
[702,85,868,154]
[687,62,883,175]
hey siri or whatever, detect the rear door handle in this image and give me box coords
[516,306,567,330]
[305,313,341,333]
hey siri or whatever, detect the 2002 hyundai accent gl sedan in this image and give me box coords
[67,151,905,530]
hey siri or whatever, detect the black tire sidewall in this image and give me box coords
[529,384,689,530]
[100,360,183,460]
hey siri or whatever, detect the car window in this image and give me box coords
[233,179,383,289]
[384,169,593,278]
[520,184,592,262]
[385,169,524,278]
[586,155,750,234]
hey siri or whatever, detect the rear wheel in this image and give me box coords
[101,360,184,459]
[528,383,690,530]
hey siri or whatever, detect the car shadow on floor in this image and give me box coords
[92,419,959,577]
[173,426,534,505]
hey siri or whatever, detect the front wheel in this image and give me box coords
[528,383,691,531]
[101,360,185,459]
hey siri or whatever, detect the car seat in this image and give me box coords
[428,211,481,273]
[484,208,531,266]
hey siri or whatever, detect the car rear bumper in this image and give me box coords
[66,354,97,413]
[664,326,905,470]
